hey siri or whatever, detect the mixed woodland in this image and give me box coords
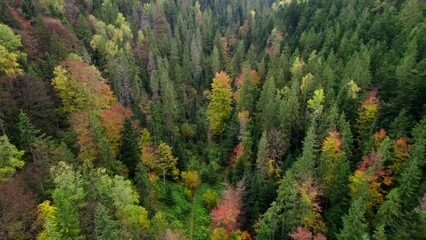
[0,0,425,239]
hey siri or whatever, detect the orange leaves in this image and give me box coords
[355,89,380,148]
[100,103,132,157]
[53,57,115,114]
[373,129,387,148]
[322,130,343,158]
[70,111,96,162]
[391,137,411,173]
[297,177,327,234]
[351,152,392,209]
[230,143,244,166]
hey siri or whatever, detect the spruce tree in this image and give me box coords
[119,117,140,177]
[95,203,120,240]
[337,198,369,240]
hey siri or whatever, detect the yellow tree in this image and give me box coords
[0,23,25,76]
[156,142,179,192]
[355,90,380,150]
[207,71,233,136]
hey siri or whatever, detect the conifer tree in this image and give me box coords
[95,203,120,240]
[337,198,369,240]
[119,117,140,177]
[256,77,277,131]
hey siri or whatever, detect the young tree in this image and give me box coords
[156,142,179,191]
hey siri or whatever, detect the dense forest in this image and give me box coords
[0,0,425,239]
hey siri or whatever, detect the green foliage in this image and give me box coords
[0,23,24,76]
[17,110,43,150]
[2,0,426,239]
[256,77,277,130]
[0,135,24,181]
[337,198,369,240]
[202,188,219,211]
[94,203,120,240]
[119,117,140,176]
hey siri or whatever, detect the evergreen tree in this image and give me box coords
[95,203,120,240]
[119,117,140,177]
[256,77,277,131]
[337,198,369,240]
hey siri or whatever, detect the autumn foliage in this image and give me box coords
[211,182,244,233]
[289,226,327,240]
[207,71,233,136]
[100,103,132,157]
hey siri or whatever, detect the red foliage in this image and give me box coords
[44,17,78,46]
[289,227,327,240]
[289,227,313,240]
[393,137,411,162]
[0,178,40,239]
[373,129,387,148]
[230,143,243,166]
[211,182,244,233]
[10,6,31,29]
[358,152,391,178]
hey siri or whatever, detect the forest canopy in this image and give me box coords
[0,0,425,239]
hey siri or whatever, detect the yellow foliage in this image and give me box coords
[207,71,233,136]
[181,171,200,190]
[0,45,23,76]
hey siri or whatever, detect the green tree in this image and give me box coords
[256,77,277,131]
[17,110,43,152]
[337,198,369,240]
[95,203,120,240]
[0,135,24,181]
[211,45,221,74]
[156,142,179,192]
[0,23,24,76]
[51,162,85,240]
[119,117,140,177]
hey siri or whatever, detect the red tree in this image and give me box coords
[211,182,244,233]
